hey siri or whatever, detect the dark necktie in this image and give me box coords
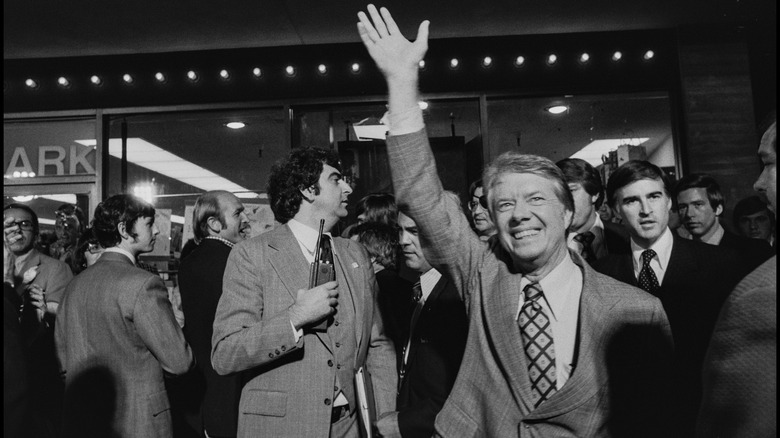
[519,283,557,408]
[319,235,333,265]
[637,249,660,294]
[412,279,422,303]
[573,231,596,263]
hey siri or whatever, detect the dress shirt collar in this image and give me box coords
[104,247,136,265]
[700,222,725,245]
[203,235,235,248]
[519,252,579,320]
[418,268,442,303]
[287,218,333,261]
[630,226,674,273]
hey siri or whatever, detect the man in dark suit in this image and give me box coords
[594,161,749,437]
[211,147,397,438]
[55,194,194,438]
[733,195,775,247]
[697,115,777,437]
[178,190,251,438]
[358,6,674,436]
[675,173,772,270]
[557,158,630,263]
[375,211,468,438]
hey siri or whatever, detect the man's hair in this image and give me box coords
[469,179,484,198]
[349,222,398,269]
[356,193,397,226]
[3,203,40,235]
[606,160,671,208]
[71,226,100,273]
[556,158,605,209]
[483,152,574,214]
[193,190,230,242]
[92,194,155,248]
[55,203,87,235]
[733,195,775,224]
[673,173,724,211]
[758,110,776,151]
[267,147,342,224]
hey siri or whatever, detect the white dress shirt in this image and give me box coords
[515,253,583,390]
[630,227,674,285]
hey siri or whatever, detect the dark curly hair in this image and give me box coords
[349,222,399,269]
[92,194,155,248]
[267,147,341,224]
[356,193,397,226]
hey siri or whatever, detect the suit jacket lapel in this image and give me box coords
[664,236,699,288]
[15,250,42,297]
[403,275,447,378]
[332,238,364,365]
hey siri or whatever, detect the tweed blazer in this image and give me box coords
[697,255,777,437]
[55,251,194,438]
[211,224,397,438]
[13,248,73,303]
[386,129,674,437]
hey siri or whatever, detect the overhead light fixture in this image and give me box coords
[579,53,590,63]
[514,56,526,67]
[226,122,246,129]
[122,74,134,84]
[187,70,199,82]
[12,195,36,202]
[252,67,263,78]
[219,69,231,80]
[154,72,167,83]
[612,51,623,62]
[90,75,103,86]
[546,54,558,65]
[418,101,429,110]
[482,56,493,67]
[317,64,328,75]
[418,60,426,69]
[643,50,655,60]
[25,78,39,89]
[57,77,71,88]
[351,62,361,73]
[449,58,459,69]
[546,105,568,115]
[75,138,261,198]
[285,65,296,77]
[570,138,650,167]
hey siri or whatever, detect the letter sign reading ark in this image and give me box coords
[5,144,96,177]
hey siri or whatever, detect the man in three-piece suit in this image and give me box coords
[674,173,772,270]
[178,190,252,438]
[357,6,674,436]
[375,211,468,438]
[4,204,73,438]
[556,158,630,263]
[697,116,777,437]
[594,161,749,437]
[55,194,194,438]
[211,147,397,438]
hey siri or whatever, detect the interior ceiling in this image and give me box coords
[3,0,774,60]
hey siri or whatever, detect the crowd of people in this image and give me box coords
[3,5,776,438]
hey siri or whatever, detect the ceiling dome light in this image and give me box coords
[12,171,21,177]
[285,65,296,77]
[12,195,35,202]
[186,70,199,82]
[226,122,246,129]
[252,67,263,78]
[57,77,70,88]
[351,62,361,73]
[546,105,569,115]
[418,101,429,110]
[514,56,526,67]
[317,64,328,75]
[90,75,103,86]
[449,58,459,69]
[122,74,134,84]
[612,51,623,62]
[482,56,493,67]
[418,60,426,69]
[154,72,167,83]
[546,54,558,65]
[25,78,39,89]
[20,171,29,177]
[219,69,231,80]
[643,50,655,60]
[579,53,590,63]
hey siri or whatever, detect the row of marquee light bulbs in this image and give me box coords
[19,49,656,90]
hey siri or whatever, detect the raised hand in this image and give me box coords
[289,280,339,330]
[357,4,429,85]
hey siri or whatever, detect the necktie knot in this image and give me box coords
[412,280,422,302]
[523,283,544,302]
[637,249,660,294]
[319,235,333,264]
[573,231,595,246]
[641,249,656,266]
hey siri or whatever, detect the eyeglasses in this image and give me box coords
[10,220,34,231]
[468,195,488,211]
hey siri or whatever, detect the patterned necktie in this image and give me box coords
[637,249,660,294]
[573,231,596,263]
[519,283,557,408]
[412,279,422,303]
[319,235,333,265]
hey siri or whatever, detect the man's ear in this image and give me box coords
[117,221,130,241]
[612,204,623,221]
[300,185,316,203]
[714,204,724,217]
[206,216,223,234]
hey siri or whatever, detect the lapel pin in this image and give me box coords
[352,262,359,268]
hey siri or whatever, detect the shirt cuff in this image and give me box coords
[387,105,424,136]
[291,320,303,343]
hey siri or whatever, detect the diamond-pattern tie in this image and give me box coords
[519,283,557,408]
[573,231,596,263]
[411,280,422,303]
[637,249,660,294]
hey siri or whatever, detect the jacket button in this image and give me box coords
[324,398,331,406]
[337,364,342,369]
[334,386,339,392]
[281,345,286,351]
[275,349,280,355]
[327,360,334,367]
[334,320,340,326]
[335,342,341,348]
[268,353,274,358]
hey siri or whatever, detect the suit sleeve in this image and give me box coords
[211,241,304,375]
[41,259,73,304]
[134,274,194,375]
[386,129,485,306]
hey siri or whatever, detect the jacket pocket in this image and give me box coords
[148,390,171,417]
[242,389,288,417]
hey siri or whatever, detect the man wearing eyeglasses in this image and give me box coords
[467,179,496,241]
[3,203,74,438]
